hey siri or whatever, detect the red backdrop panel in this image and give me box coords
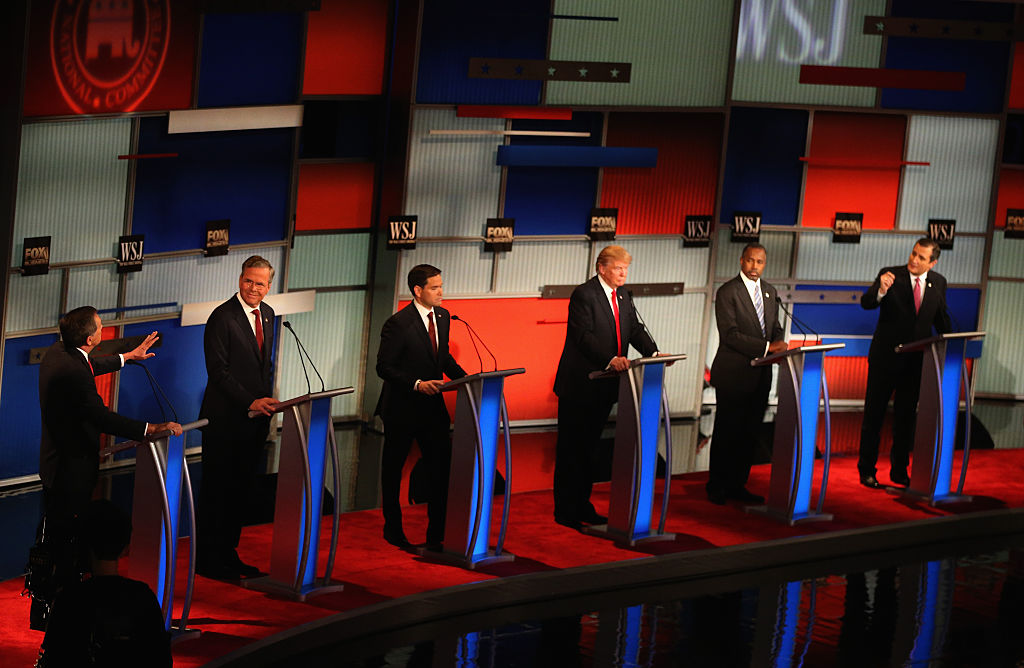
[302,0,388,96]
[993,168,1024,228]
[601,112,723,234]
[1010,43,1024,109]
[24,0,197,117]
[295,163,376,231]
[396,297,569,422]
[800,112,906,229]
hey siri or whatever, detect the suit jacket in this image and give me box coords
[862,265,951,360]
[553,275,658,401]
[375,302,467,418]
[199,296,276,434]
[710,275,785,392]
[38,341,146,490]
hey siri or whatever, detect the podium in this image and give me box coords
[428,368,524,569]
[585,354,686,546]
[243,387,353,601]
[895,332,985,505]
[746,343,844,525]
[113,419,207,639]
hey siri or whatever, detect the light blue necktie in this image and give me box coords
[753,283,766,336]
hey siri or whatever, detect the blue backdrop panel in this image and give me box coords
[497,146,657,168]
[720,108,807,226]
[416,0,549,104]
[196,12,303,107]
[880,38,1009,114]
[119,319,209,449]
[503,166,598,235]
[792,286,980,335]
[509,112,604,146]
[0,334,56,479]
[133,118,292,253]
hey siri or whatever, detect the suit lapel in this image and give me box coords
[737,277,762,334]
[404,303,435,359]
[590,277,617,341]
[230,299,262,361]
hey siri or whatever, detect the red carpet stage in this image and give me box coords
[2,449,1022,666]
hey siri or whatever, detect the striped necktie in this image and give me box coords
[753,283,766,336]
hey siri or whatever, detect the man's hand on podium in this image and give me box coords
[125,331,160,362]
[416,379,445,395]
[768,341,788,355]
[249,397,278,416]
[148,422,183,437]
[609,356,630,372]
[653,351,675,367]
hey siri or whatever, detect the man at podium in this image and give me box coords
[707,243,786,506]
[553,245,659,530]
[858,238,951,489]
[376,264,466,551]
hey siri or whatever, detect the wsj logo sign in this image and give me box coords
[832,212,862,244]
[736,0,850,64]
[205,219,230,256]
[683,215,712,248]
[731,211,761,242]
[22,236,52,276]
[387,215,417,251]
[589,208,617,241]
[928,219,956,250]
[1006,208,1024,239]
[485,218,514,252]
[117,234,145,273]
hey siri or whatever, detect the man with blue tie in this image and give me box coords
[707,243,787,506]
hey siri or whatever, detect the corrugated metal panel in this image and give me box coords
[897,116,998,233]
[5,272,62,332]
[618,238,710,288]
[289,233,370,289]
[666,422,708,475]
[494,240,590,293]
[795,231,983,284]
[714,228,793,281]
[547,0,732,107]
[972,401,1024,449]
[66,265,120,313]
[988,231,1024,278]
[124,246,286,318]
[405,109,504,238]
[325,427,360,509]
[975,281,1024,396]
[633,293,706,414]
[396,242,492,295]
[731,0,885,106]
[277,290,366,416]
[13,119,131,265]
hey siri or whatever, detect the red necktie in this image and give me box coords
[913,278,923,314]
[428,311,438,357]
[252,309,264,351]
[611,290,621,356]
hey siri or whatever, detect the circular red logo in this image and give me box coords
[50,0,171,114]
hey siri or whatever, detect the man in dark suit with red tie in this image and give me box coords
[708,243,787,506]
[858,238,951,489]
[553,245,659,530]
[35,306,180,627]
[376,264,466,551]
[198,255,278,579]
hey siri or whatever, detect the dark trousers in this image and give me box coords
[707,370,772,495]
[553,392,616,521]
[380,403,452,544]
[197,426,264,567]
[859,352,923,477]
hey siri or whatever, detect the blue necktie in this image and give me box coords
[753,283,766,336]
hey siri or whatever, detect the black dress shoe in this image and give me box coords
[890,471,910,487]
[707,490,727,505]
[554,516,584,530]
[728,488,765,504]
[860,474,882,489]
[580,511,608,525]
[383,527,412,549]
[235,561,262,579]
[423,541,443,553]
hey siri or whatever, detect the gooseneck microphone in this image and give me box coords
[283,321,325,393]
[127,359,179,423]
[451,315,497,371]
[626,289,656,354]
[450,315,483,373]
[778,299,821,344]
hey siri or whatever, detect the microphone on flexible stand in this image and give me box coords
[626,289,659,356]
[451,315,497,371]
[778,299,821,345]
[450,315,483,373]
[284,321,325,393]
[126,360,179,423]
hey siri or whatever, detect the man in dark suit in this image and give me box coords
[376,264,466,551]
[708,243,787,505]
[553,245,659,530]
[198,255,278,579]
[858,238,951,489]
[35,306,180,627]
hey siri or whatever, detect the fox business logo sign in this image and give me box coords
[832,212,862,244]
[117,234,145,273]
[205,220,230,256]
[589,208,617,241]
[1006,209,1024,239]
[22,236,52,276]
[484,218,514,252]
[387,216,417,250]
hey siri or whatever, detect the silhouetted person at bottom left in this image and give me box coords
[37,499,171,667]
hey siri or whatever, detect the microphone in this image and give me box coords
[778,299,821,345]
[126,360,178,423]
[626,289,657,355]
[450,315,483,373]
[937,290,962,333]
[451,315,497,371]
[283,321,324,393]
